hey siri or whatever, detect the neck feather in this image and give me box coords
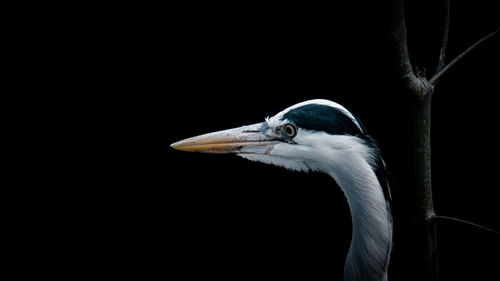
[327,150,392,281]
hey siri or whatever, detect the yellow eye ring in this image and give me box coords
[284,124,297,137]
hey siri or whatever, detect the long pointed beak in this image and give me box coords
[170,122,277,154]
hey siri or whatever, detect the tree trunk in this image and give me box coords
[389,1,439,279]
[409,92,439,281]
[389,0,499,280]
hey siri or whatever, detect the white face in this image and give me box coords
[236,99,369,172]
[239,123,371,174]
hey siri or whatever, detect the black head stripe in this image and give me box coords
[282,104,365,137]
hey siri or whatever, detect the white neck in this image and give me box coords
[326,150,392,281]
[238,133,392,280]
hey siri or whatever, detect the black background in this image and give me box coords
[62,1,499,280]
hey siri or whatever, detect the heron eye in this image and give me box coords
[284,124,297,137]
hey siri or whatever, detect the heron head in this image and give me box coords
[171,99,373,172]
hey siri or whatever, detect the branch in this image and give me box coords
[389,0,431,98]
[434,0,450,75]
[430,27,500,85]
[431,215,500,235]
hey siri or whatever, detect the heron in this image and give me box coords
[171,99,392,281]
